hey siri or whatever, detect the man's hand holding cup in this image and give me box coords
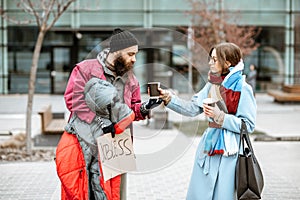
[140,82,163,117]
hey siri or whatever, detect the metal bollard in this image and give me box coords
[152,108,171,129]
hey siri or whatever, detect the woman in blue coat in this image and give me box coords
[159,42,256,200]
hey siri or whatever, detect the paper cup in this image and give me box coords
[147,82,160,99]
[203,98,216,107]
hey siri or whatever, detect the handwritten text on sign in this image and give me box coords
[97,129,136,182]
[99,136,132,162]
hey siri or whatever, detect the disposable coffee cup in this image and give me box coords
[147,82,160,99]
[203,98,216,107]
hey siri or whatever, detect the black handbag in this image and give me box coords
[236,121,264,200]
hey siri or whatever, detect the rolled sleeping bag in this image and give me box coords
[84,77,134,134]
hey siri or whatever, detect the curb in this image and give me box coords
[254,135,300,142]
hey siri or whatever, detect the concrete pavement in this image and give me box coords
[255,93,300,137]
[0,93,300,199]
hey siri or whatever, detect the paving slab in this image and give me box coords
[0,93,300,199]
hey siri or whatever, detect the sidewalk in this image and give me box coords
[128,122,300,200]
[0,93,300,199]
[255,93,300,137]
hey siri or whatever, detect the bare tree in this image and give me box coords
[0,0,76,153]
[185,0,260,57]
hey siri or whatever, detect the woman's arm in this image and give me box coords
[167,95,203,117]
[160,83,211,117]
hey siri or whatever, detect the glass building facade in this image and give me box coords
[0,0,299,94]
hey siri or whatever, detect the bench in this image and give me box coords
[282,85,300,93]
[267,84,300,103]
[38,105,66,134]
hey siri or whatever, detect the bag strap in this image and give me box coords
[239,120,258,163]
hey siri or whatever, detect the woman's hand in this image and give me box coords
[203,104,215,118]
[158,88,172,105]
[203,104,225,125]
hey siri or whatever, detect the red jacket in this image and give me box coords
[64,59,144,123]
[56,58,143,200]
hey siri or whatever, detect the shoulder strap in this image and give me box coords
[239,120,258,163]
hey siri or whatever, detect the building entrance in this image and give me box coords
[50,47,71,94]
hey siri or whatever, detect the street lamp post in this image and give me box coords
[187,25,194,94]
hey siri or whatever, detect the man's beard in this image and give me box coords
[113,56,134,76]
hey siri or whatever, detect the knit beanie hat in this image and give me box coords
[109,28,139,53]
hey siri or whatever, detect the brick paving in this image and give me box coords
[127,128,196,200]
[127,129,300,200]
[0,162,60,200]
[1,136,300,200]
[0,131,300,200]
[254,142,300,200]
[0,93,300,199]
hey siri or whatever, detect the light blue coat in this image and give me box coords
[167,80,256,200]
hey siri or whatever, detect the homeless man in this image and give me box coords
[56,28,162,200]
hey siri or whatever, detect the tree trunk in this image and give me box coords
[26,30,46,153]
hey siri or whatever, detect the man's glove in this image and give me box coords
[140,98,163,117]
[95,116,116,138]
[145,98,163,109]
[102,122,116,138]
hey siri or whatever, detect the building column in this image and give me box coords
[0,0,8,94]
[284,0,295,85]
[143,0,152,28]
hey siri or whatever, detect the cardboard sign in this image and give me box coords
[97,129,136,182]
